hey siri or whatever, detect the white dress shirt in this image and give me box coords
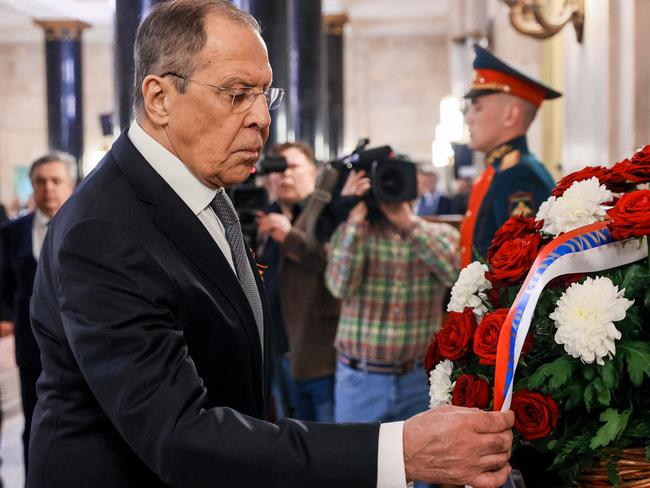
[32,209,50,261]
[127,121,407,488]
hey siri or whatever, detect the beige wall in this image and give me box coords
[343,21,451,162]
[0,31,112,207]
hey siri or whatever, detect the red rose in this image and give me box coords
[607,190,650,240]
[452,374,491,409]
[424,338,443,375]
[487,287,501,308]
[486,233,542,288]
[487,216,542,260]
[436,308,477,360]
[609,156,650,184]
[473,308,509,365]
[511,389,559,441]
[548,273,585,289]
[552,166,612,197]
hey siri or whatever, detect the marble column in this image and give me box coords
[324,14,347,159]
[288,0,323,157]
[235,0,290,145]
[114,0,162,131]
[35,20,89,167]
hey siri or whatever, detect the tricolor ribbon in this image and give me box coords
[493,221,649,411]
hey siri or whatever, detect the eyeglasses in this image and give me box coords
[162,72,284,114]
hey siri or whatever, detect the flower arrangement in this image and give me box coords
[425,146,650,485]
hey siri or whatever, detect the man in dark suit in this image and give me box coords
[414,165,452,217]
[28,2,514,487]
[0,152,76,471]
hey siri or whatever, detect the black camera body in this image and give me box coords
[355,155,418,204]
[334,144,418,204]
[229,155,288,247]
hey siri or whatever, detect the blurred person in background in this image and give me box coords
[257,141,339,422]
[0,151,76,473]
[326,169,459,424]
[413,164,452,217]
[460,45,558,267]
[450,176,471,215]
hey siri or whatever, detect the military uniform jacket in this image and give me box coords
[472,135,555,258]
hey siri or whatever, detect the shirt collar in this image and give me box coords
[127,121,217,215]
[34,209,50,226]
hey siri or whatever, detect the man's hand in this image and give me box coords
[378,201,417,232]
[341,170,371,198]
[403,405,514,488]
[257,212,292,244]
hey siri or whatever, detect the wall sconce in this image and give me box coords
[502,0,585,43]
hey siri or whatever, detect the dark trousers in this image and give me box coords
[19,366,40,473]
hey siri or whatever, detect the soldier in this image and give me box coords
[460,45,560,266]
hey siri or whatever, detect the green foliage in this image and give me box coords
[618,341,650,386]
[598,360,619,390]
[620,263,650,298]
[590,409,631,449]
[526,356,576,391]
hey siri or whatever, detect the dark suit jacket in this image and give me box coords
[28,133,378,488]
[0,213,41,371]
[415,192,453,216]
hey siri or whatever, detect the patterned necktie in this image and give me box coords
[210,190,264,355]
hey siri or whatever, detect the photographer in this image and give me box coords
[325,169,459,424]
[257,142,340,422]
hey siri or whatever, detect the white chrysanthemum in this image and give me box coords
[550,276,633,365]
[447,261,492,316]
[536,177,613,236]
[429,360,454,409]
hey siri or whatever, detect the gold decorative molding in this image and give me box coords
[502,0,584,43]
[323,14,349,36]
[34,20,90,41]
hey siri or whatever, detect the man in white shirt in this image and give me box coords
[0,152,76,473]
[27,2,514,487]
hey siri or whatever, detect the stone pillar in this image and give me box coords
[114,0,163,131]
[288,0,324,157]
[324,14,347,159]
[235,0,290,145]
[35,20,89,168]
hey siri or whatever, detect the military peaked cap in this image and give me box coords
[464,44,562,107]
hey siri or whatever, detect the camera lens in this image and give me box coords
[379,168,404,197]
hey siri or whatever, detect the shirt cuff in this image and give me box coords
[377,421,407,488]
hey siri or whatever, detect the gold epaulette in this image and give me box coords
[485,144,513,166]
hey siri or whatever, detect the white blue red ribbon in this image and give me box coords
[493,221,648,411]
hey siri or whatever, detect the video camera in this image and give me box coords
[290,139,418,243]
[229,154,288,248]
[335,141,418,204]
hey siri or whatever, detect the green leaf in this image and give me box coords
[621,263,650,298]
[583,366,596,381]
[564,383,584,410]
[528,356,576,391]
[599,360,619,390]
[584,383,595,412]
[591,377,611,406]
[618,341,650,387]
[589,408,631,449]
[644,287,650,311]
[607,461,620,487]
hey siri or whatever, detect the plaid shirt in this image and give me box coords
[325,218,459,364]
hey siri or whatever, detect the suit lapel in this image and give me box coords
[110,133,263,369]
